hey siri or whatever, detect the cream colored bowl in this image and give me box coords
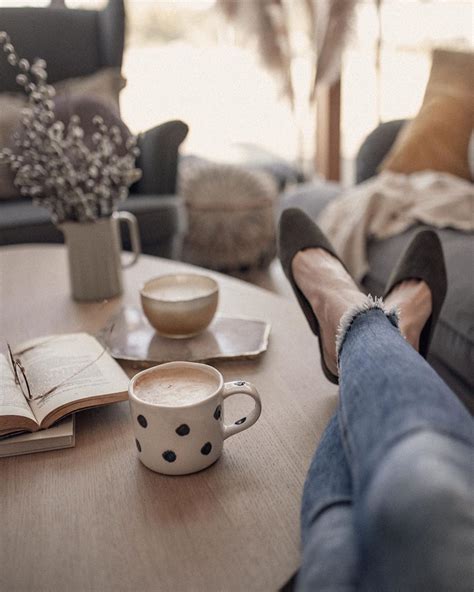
[140,273,219,338]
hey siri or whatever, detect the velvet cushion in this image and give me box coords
[0,68,126,200]
[380,49,474,181]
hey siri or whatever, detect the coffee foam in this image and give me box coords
[134,367,219,406]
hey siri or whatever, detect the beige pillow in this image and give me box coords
[380,49,474,181]
[0,68,126,200]
[54,68,126,113]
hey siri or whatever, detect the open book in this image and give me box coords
[1,333,129,437]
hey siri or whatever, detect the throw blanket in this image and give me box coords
[317,171,474,281]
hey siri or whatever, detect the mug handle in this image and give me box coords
[222,380,262,440]
[116,211,141,268]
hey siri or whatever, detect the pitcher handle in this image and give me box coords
[116,211,141,268]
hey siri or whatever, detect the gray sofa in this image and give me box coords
[0,0,188,259]
[281,121,473,412]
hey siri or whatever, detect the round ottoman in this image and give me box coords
[179,160,279,272]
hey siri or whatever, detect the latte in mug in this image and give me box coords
[129,361,262,475]
[133,366,220,407]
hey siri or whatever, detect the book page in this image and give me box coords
[13,333,129,426]
[0,354,37,423]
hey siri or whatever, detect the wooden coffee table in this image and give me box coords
[0,245,338,592]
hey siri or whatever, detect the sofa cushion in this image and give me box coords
[0,195,186,259]
[279,181,343,219]
[380,94,473,180]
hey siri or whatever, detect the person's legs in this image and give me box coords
[357,430,474,592]
[337,307,473,485]
[297,414,359,591]
[337,307,474,592]
[289,244,474,592]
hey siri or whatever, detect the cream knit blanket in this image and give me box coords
[317,171,474,281]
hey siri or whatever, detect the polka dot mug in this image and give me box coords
[129,361,262,475]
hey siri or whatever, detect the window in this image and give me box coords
[3,0,472,182]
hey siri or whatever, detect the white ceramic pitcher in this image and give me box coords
[60,211,141,301]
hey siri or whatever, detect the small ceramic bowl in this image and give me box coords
[140,273,219,338]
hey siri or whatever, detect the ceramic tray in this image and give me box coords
[98,306,271,365]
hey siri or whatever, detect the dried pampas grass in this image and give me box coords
[219,0,294,104]
[218,0,358,104]
[310,0,358,93]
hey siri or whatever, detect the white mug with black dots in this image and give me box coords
[128,361,262,475]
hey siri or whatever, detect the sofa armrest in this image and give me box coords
[132,120,189,196]
[355,119,407,184]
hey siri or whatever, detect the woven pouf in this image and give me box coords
[179,161,279,272]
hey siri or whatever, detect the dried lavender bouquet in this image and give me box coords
[0,32,142,223]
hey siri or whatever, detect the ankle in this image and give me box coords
[384,280,432,353]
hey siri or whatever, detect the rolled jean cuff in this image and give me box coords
[335,295,400,368]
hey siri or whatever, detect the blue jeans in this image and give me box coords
[297,309,474,592]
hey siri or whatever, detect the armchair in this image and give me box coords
[0,0,188,258]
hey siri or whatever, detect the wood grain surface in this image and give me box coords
[0,245,338,592]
